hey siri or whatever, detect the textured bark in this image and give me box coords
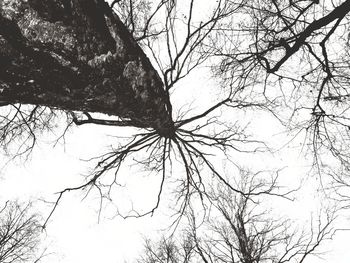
[0,0,171,131]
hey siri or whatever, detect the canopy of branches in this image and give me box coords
[1,0,350,261]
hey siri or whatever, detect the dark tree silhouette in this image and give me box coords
[1,0,261,223]
[0,201,45,263]
[0,0,169,131]
[2,0,350,224]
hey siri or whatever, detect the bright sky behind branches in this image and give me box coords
[1,0,350,262]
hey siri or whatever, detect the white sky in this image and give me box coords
[1,0,350,262]
[0,67,349,263]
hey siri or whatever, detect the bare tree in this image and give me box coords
[2,0,349,225]
[0,201,45,263]
[136,170,336,263]
[209,0,350,175]
[137,236,194,263]
[0,0,262,223]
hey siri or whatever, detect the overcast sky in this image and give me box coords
[1,0,350,262]
[0,66,349,262]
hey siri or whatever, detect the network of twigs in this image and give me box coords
[40,92,268,227]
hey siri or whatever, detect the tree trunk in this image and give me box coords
[0,0,171,131]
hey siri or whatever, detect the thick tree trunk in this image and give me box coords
[0,0,171,131]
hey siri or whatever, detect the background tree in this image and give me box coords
[136,169,336,263]
[0,201,46,263]
[210,0,350,179]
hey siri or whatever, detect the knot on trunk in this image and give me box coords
[152,114,175,139]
